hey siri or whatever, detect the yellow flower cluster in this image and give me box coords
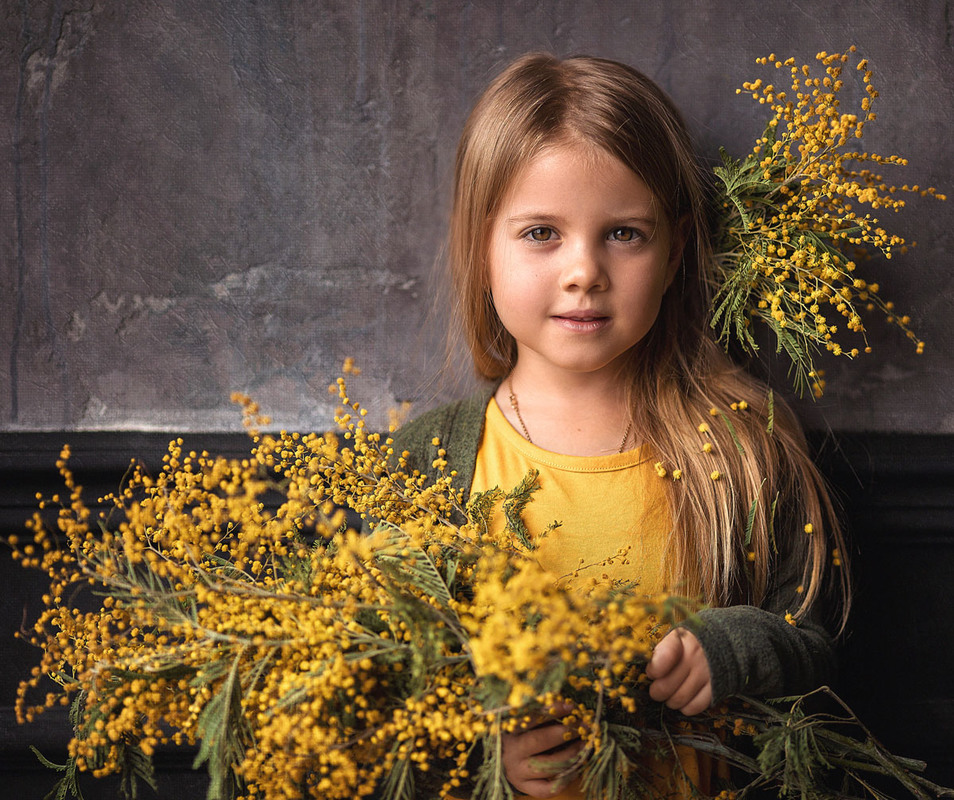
[466,550,659,711]
[713,48,944,395]
[11,376,683,800]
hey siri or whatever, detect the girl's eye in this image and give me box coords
[527,227,553,242]
[609,227,640,242]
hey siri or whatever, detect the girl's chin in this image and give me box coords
[514,354,634,381]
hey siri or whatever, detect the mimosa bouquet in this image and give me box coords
[11,377,952,800]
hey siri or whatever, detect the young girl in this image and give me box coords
[392,53,848,798]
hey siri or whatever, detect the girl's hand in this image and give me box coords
[503,702,583,797]
[645,628,713,715]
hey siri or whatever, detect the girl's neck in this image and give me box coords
[494,363,635,456]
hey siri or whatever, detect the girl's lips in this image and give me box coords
[552,314,610,332]
[552,309,609,320]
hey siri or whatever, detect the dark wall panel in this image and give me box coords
[1,432,951,794]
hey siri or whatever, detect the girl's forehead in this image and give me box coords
[501,140,653,205]
[531,137,621,171]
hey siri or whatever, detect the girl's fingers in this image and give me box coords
[647,628,713,713]
[646,628,692,703]
[648,648,692,702]
[645,629,683,679]
[679,684,714,716]
[505,722,577,765]
[508,737,585,797]
[528,736,585,773]
[662,667,711,712]
[503,703,583,795]
[518,757,583,798]
[503,722,583,794]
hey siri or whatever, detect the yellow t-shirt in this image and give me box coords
[469,398,710,800]
[472,398,672,594]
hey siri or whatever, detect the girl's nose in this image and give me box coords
[559,241,608,292]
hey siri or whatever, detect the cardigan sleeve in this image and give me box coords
[686,533,839,702]
[388,388,492,499]
[689,605,835,702]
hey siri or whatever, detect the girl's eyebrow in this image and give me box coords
[503,211,659,226]
[504,213,562,225]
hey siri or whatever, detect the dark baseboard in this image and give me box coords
[1,430,952,794]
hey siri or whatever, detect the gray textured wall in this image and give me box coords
[3,1,952,433]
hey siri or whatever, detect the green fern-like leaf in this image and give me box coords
[502,470,541,550]
[579,723,638,800]
[378,751,416,800]
[717,410,746,456]
[472,730,514,800]
[119,738,158,800]
[193,652,249,800]
[467,487,504,537]
[374,523,454,607]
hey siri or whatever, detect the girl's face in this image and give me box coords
[487,142,683,383]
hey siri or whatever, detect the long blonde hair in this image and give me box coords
[449,53,849,627]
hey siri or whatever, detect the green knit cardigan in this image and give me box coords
[390,388,837,704]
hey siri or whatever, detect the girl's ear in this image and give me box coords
[664,214,691,290]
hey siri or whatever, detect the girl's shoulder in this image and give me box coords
[389,385,495,486]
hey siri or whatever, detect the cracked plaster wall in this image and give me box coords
[2,0,952,433]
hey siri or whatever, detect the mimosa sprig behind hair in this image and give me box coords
[712,47,945,397]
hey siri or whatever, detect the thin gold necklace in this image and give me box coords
[507,376,633,453]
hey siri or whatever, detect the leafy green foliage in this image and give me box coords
[192,653,250,800]
[710,50,941,396]
[502,469,540,550]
